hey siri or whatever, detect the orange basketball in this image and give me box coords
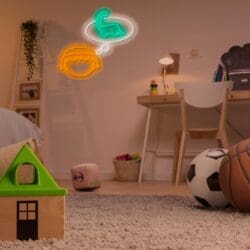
[219,139,250,212]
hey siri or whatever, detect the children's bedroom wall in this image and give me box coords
[1,0,250,180]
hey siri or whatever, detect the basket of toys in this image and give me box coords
[113,153,141,181]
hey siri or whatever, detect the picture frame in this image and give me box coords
[16,108,40,126]
[19,82,40,101]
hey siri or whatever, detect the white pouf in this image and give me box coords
[71,163,101,190]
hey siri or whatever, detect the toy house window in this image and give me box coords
[17,201,38,220]
[17,164,36,184]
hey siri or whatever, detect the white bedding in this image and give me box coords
[0,108,41,147]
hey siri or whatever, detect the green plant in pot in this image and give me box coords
[21,20,39,80]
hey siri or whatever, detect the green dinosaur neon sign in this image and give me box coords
[94,8,128,40]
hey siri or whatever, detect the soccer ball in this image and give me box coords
[187,148,229,208]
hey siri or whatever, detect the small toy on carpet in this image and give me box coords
[186,148,229,208]
[71,163,101,191]
[219,138,250,212]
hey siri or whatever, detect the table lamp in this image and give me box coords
[159,54,174,94]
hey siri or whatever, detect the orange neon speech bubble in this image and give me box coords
[57,43,103,80]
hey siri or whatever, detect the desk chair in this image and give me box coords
[173,81,233,185]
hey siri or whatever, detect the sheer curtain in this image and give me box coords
[41,22,88,179]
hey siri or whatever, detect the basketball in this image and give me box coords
[219,139,250,212]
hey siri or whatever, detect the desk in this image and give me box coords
[137,90,250,182]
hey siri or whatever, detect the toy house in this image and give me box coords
[0,145,67,241]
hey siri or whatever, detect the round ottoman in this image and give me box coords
[71,163,101,191]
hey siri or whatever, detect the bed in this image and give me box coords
[0,107,41,148]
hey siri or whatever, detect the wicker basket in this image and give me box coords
[113,158,140,181]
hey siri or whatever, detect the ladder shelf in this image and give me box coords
[10,21,44,128]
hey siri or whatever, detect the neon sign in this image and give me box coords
[93,8,127,40]
[57,43,102,80]
[57,7,137,80]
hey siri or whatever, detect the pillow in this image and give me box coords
[0,138,40,179]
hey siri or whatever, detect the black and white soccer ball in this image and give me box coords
[186,148,229,208]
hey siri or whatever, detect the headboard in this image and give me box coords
[221,43,250,90]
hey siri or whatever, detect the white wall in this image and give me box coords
[1,0,250,180]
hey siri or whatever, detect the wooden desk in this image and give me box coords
[137,90,250,182]
[137,90,250,107]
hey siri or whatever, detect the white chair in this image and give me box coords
[173,81,233,185]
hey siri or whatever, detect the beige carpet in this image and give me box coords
[0,193,249,249]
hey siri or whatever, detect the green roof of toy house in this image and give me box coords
[0,145,68,196]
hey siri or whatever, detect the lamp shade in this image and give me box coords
[159,55,174,65]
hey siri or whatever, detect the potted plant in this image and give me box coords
[21,20,39,80]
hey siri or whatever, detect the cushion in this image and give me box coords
[71,163,101,190]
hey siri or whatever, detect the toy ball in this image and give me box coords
[219,139,250,212]
[187,148,229,208]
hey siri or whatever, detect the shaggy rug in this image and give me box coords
[0,193,249,249]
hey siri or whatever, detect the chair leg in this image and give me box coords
[175,131,187,185]
[216,138,223,148]
[217,130,229,149]
[172,131,181,183]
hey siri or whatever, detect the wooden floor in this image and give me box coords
[58,180,191,196]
